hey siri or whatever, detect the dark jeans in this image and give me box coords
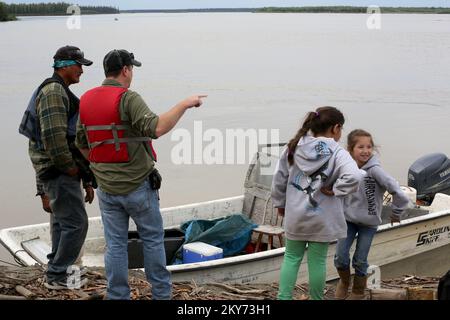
[43,174,88,282]
[334,221,377,276]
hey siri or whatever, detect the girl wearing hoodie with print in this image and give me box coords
[272,106,362,300]
[334,129,410,300]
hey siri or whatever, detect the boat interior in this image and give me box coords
[3,150,449,268]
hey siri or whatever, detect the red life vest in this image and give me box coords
[79,86,157,163]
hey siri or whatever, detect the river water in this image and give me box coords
[0,13,449,264]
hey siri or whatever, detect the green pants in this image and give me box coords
[277,239,329,300]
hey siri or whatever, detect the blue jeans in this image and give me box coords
[97,179,171,300]
[43,175,88,283]
[334,221,377,276]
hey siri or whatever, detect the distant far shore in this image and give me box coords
[6,6,450,19]
[120,7,450,14]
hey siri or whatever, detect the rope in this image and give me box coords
[12,250,28,267]
[0,257,25,267]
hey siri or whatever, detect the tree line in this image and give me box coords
[121,8,255,13]
[3,4,450,21]
[5,2,119,16]
[0,2,16,21]
[256,6,450,14]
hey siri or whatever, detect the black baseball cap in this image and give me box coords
[103,49,142,74]
[53,45,93,66]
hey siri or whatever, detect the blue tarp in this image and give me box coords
[172,214,257,264]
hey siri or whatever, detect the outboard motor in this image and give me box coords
[408,153,450,205]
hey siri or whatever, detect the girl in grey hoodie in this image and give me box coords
[334,129,410,300]
[272,107,362,300]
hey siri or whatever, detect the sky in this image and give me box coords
[4,1,450,10]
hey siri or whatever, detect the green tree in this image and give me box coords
[0,1,16,21]
[6,2,119,16]
[0,2,8,21]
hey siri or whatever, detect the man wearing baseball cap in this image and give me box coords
[20,45,95,289]
[76,49,206,300]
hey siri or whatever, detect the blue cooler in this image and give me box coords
[182,242,223,263]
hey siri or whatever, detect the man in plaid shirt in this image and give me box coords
[25,45,95,289]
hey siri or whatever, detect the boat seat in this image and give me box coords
[242,151,285,250]
[21,237,51,265]
[253,225,284,252]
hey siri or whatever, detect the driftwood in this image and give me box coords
[370,288,408,300]
[209,282,267,295]
[372,275,439,300]
[0,264,441,300]
[0,294,27,300]
[407,287,436,300]
[15,285,36,299]
[369,287,437,300]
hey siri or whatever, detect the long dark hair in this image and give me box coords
[287,106,345,165]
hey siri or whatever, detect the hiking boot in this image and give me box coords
[44,276,89,290]
[348,275,367,300]
[335,268,351,299]
[78,266,89,276]
[65,265,89,277]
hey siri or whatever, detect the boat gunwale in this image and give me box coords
[2,194,450,271]
[169,208,450,273]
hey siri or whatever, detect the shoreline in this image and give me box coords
[121,7,450,14]
[10,7,450,17]
[0,264,441,300]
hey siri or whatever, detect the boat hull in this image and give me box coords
[1,194,450,284]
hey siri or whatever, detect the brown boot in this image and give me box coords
[334,268,351,299]
[348,275,367,300]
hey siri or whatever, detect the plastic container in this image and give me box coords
[182,242,223,264]
[127,228,185,269]
[400,186,417,207]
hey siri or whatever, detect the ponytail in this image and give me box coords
[287,107,345,166]
[287,112,317,165]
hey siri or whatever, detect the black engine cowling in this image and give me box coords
[408,153,450,204]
